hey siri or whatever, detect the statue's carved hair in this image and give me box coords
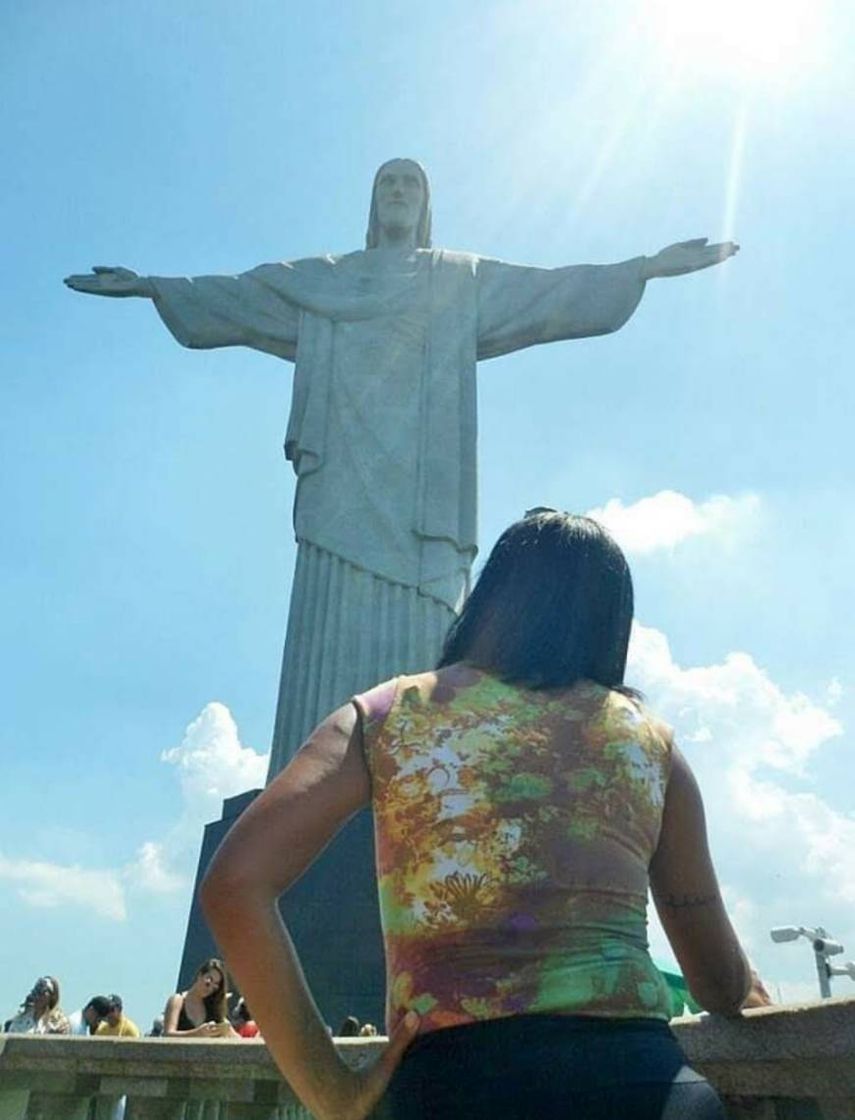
[365,158,432,249]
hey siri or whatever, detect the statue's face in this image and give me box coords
[373,159,425,235]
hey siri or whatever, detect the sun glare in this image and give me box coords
[646,0,828,88]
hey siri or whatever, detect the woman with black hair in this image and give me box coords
[163,958,236,1039]
[201,510,767,1118]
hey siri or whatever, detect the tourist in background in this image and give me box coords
[67,995,112,1036]
[201,511,770,1118]
[96,994,141,1038]
[3,976,70,1035]
[232,998,261,1038]
[163,958,236,1038]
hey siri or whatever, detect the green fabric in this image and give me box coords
[360,670,676,1033]
[655,963,702,1017]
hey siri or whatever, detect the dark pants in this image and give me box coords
[374,1015,725,1119]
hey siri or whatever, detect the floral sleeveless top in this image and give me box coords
[355,667,674,1034]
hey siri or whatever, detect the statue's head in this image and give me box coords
[366,158,432,249]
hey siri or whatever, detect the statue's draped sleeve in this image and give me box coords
[475,256,647,360]
[147,250,647,590]
[148,264,304,360]
[146,253,479,589]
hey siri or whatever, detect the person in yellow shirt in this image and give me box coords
[96,994,141,1038]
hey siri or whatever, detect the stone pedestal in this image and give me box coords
[177,791,261,991]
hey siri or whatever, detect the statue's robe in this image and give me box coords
[150,249,647,779]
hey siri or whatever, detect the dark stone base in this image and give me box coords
[177,794,386,1031]
[177,789,262,992]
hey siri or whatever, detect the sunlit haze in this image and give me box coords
[645,0,829,89]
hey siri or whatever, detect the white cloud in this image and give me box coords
[0,853,126,921]
[125,702,269,894]
[826,677,844,707]
[125,841,185,894]
[629,622,853,996]
[743,783,855,906]
[0,703,268,922]
[629,624,840,777]
[160,702,269,813]
[587,490,759,554]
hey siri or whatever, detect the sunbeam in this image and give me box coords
[644,0,829,91]
[721,105,748,254]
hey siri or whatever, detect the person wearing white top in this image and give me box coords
[67,996,111,1036]
[3,976,69,1034]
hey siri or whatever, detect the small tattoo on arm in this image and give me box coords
[660,892,719,910]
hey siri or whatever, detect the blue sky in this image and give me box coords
[2,0,854,1028]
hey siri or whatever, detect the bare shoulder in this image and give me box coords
[666,744,702,796]
[433,662,483,689]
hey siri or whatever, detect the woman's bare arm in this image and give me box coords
[200,703,417,1120]
[650,746,752,1015]
[162,993,224,1038]
[162,994,190,1037]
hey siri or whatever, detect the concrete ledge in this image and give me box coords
[1,998,853,1119]
[675,997,855,1098]
[673,997,855,1120]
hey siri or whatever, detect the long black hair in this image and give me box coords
[438,510,635,691]
[194,958,229,1023]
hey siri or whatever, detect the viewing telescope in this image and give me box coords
[770,925,852,999]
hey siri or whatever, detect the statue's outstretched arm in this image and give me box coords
[641,239,739,280]
[64,264,300,358]
[64,266,154,298]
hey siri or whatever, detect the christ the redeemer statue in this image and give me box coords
[66,158,737,783]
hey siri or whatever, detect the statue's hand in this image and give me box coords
[643,239,739,280]
[63,266,153,298]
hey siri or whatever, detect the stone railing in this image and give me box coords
[677,996,855,1119]
[1,997,854,1119]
